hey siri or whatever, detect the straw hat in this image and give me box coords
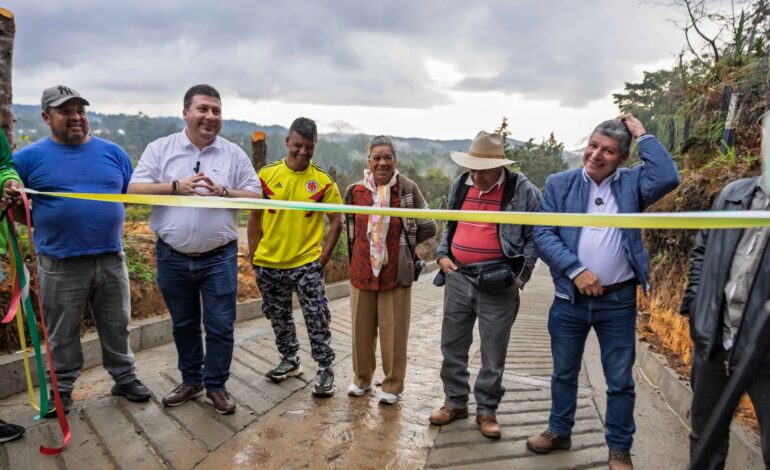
[450,131,517,170]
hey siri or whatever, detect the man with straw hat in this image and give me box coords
[428,130,542,439]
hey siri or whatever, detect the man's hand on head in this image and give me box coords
[620,113,646,139]
[573,270,604,297]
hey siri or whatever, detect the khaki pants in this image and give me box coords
[350,285,412,395]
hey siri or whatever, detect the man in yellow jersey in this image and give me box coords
[248,117,343,397]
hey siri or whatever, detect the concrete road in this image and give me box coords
[0,264,701,469]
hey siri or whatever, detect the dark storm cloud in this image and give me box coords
[5,0,678,108]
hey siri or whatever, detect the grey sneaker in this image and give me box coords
[43,390,72,419]
[111,378,151,402]
[265,357,302,383]
[312,368,334,397]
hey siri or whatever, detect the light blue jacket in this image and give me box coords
[533,135,680,302]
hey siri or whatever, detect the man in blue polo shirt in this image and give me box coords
[12,85,150,417]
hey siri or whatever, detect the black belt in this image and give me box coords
[157,238,235,259]
[601,278,638,295]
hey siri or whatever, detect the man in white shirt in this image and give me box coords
[128,84,260,415]
[527,115,680,470]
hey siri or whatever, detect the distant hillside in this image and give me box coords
[12,104,287,139]
[11,104,574,174]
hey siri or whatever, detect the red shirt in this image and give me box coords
[348,184,402,291]
[451,182,505,265]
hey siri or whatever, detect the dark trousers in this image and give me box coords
[156,240,238,392]
[439,270,520,414]
[690,345,770,469]
[38,252,136,392]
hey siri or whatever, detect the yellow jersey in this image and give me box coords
[253,158,342,269]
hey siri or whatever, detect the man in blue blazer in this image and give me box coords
[526,114,680,470]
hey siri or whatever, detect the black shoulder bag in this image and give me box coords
[400,218,425,281]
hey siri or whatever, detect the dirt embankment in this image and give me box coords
[0,221,442,354]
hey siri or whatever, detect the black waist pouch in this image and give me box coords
[460,260,514,293]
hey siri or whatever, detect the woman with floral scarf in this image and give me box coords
[343,135,436,404]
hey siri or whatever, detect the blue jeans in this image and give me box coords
[156,240,238,392]
[548,284,637,452]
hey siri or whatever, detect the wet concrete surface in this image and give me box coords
[0,264,700,469]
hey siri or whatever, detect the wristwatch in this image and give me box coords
[222,187,229,197]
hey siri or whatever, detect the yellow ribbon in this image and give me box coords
[7,235,41,411]
[21,189,770,229]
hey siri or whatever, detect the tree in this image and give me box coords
[668,0,770,68]
[0,8,14,146]
[496,116,511,149]
[510,133,568,189]
[494,116,568,188]
[418,167,453,208]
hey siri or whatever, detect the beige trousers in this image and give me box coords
[349,285,412,395]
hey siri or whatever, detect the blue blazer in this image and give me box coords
[533,135,680,302]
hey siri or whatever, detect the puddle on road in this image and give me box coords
[223,396,423,467]
[204,360,444,469]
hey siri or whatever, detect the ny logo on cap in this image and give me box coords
[57,86,74,96]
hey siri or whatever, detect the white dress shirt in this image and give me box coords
[130,131,261,254]
[575,170,635,286]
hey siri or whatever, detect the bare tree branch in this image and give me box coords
[685,24,712,68]
[685,0,722,62]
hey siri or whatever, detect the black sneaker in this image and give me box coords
[265,357,302,383]
[0,419,25,443]
[312,368,334,397]
[43,390,72,419]
[111,379,151,402]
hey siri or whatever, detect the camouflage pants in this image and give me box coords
[253,260,335,367]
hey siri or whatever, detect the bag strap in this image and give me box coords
[500,169,519,210]
[343,185,355,261]
[400,218,416,260]
[398,178,417,260]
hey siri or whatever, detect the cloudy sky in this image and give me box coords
[4,1,683,147]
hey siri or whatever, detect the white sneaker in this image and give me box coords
[347,383,371,397]
[377,391,399,405]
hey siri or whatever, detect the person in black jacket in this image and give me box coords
[681,175,770,469]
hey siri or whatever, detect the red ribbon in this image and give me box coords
[1,273,21,323]
[10,193,72,454]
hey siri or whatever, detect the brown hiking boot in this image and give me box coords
[206,390,236,415]
[526,429,572,454]
[429,405,469,425]
[162,383,204,407]
[609,449,633,470]
[476,414,501,438]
